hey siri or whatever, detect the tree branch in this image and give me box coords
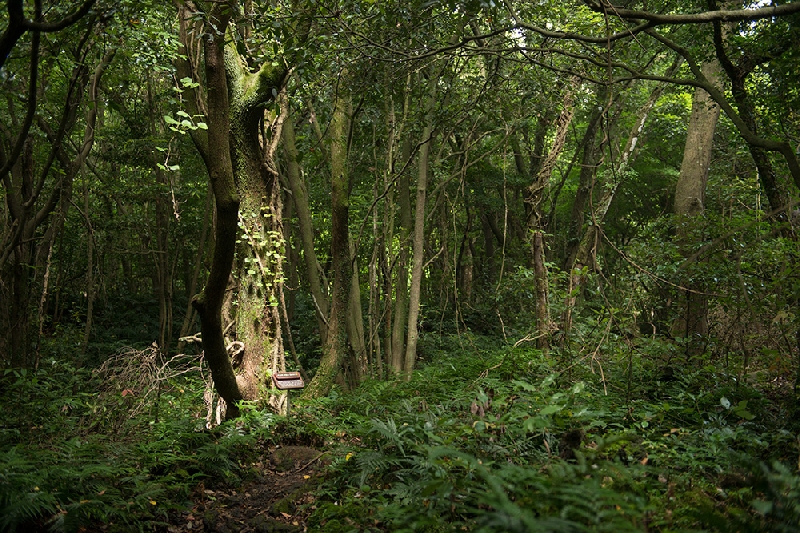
[585,0,800,25]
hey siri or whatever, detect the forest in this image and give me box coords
[1,0,800,531]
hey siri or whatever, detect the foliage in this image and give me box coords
[1,1,799,532]
[0,355,278,532]
[296,335,800,532]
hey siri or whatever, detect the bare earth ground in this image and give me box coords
[164,446,328,533]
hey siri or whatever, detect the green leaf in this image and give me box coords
[512,380,537,392]
[752,499,773,515]
[163,115,179,125]
[733,401,755,420]
[540,404,562,415]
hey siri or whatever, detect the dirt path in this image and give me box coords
[165,446,328,533]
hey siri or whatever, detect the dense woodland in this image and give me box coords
[2,0,800,531]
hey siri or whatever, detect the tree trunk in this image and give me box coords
[563,87,606,271]
[178,1,293,415]
[177,183,212,351]
[672,61,723,356]
[305,87,352,398]
[0,42,112,367]
[147,75,173,357]
[526,80,578,352]
[390,137,413,373]
[562,60,679,335]
[188,3,244,418]
[227,40,287,402]
[403,78,437,376]
[347,242,368,381]
[711,17,789,213]
[283,113,329,341]
[81,174,94,354]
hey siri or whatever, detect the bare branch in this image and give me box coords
[585,1,800,25]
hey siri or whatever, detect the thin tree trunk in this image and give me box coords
[368,171,383,377]
[283,113,329,341]
[185,3,243,418]
[81,173,94,353]
[147,75,173,357]
[403,78,437,376]
[177,182,212,351]
[390,136,412,373]
[563,87,606,271]
[526,80,578,352]
[306,87,352,398]
[347,242,367,382]
[562,61,679,335]
[0,44,112,367]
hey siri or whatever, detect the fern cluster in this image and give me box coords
[0,360,278,532]
[302,335,800,532]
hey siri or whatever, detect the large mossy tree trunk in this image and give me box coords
[178,0,292,416]
[226,41,289,402]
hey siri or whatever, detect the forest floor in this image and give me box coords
[4,335,799,532]
[164,445,328,533]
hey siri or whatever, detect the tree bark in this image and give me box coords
[0,40,112,367]
[563,87,606,271]
[711,19,789,213]
[188,2,243,418]
[347,242,368,381]
[403,77,437,376]
[305,87,352,398]
[283,113,329,341]
[562,60,679,335]
[178,0,294,415]
[390,136,413,373]
[672,61,723,355]
[526,80,578,352]
[177,183,212,351]
[226,39,288,402]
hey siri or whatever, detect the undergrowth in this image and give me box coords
[0,358,277,532]
[2,333,799,532]
[298,334,800,532]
